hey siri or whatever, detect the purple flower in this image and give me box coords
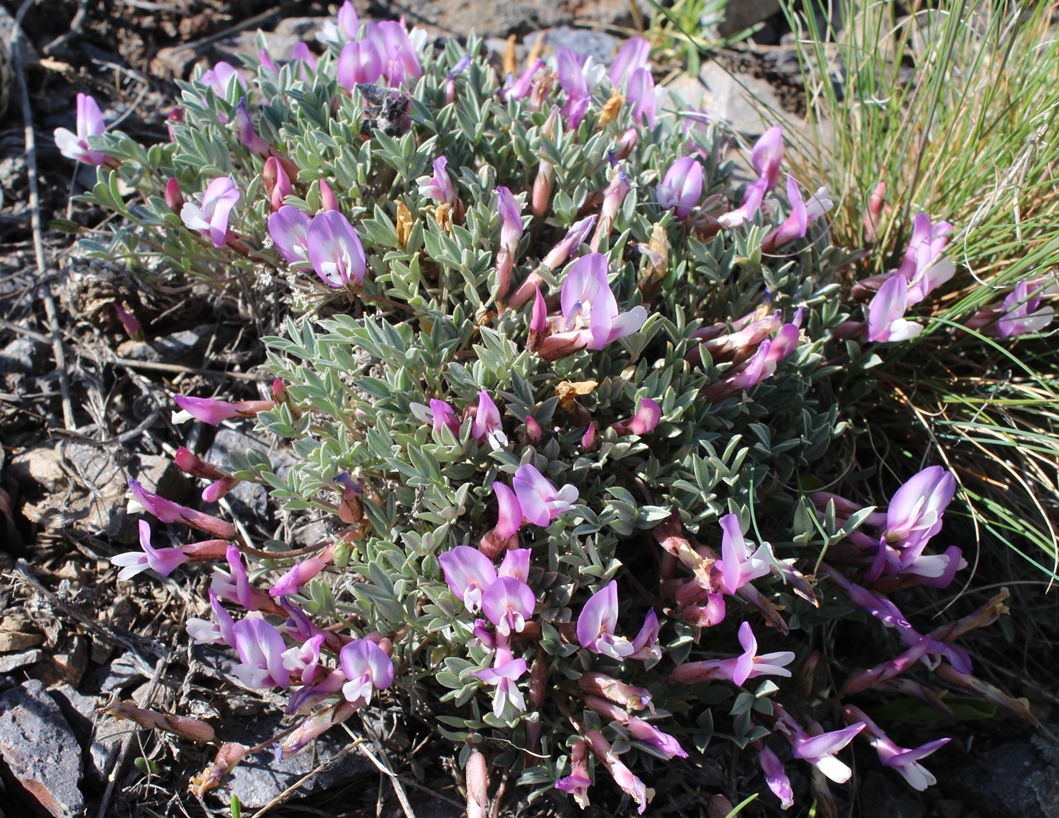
[280,633,327,685]
[317,0,359,45]
[340,639,395,704]
[867,275,923,342]
[584,729,650,814]
[503,59,545,101]
[445,54,473,103]
[542,215,597,271]
[338,36,384,89]
[758,743,794,810]
[609,37,650,89]
[181,177,240,248]
[268,205,311,264]
[629,608,661,662]
[498,548,530,582]
[199,61,247,98]
[512,464,578,526]
[211,545,259,610]
[111,520,190,579]
[233,98,270,155]
[993,279,1055,337]
[717,513,772,594]
[554,739,591,809]
[670,621,795,686]
[845,706,949,791]
[127,479,236,540]
[496,186,522,300]
[577,581,636,659]
[263,156,292,212]
[612,397,662,436]
[473,646,527,718]
[377,20,422,87]
[718,177,768,229]
[54,93,106,165]
[233,618,292,689]
[657,157,703,218]
[627,716,688,759]
[471,390,508,450]
[751,126,784,192]
[779,716,865,784]
[291,42,318,78]
[482,576,535,637]
[269,556,329,598]
[439,545,498,613]
[185,590,236,646]
[410,398,461,436]
[537,253,648,360]
[307,210,367,287]
[172,394,265,425]
[556,47,591,129]
[626,67,657,128]
[418,156,457,205]
[882,466,955,553]
[763,174,808,250]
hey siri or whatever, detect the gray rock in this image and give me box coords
[0,648,44,673]
[96,652,147,694]
[0,679,85,818]
[696,60,792,136]
[46,685,124,789]
[216,713,373,808]
[207,426,296,522]
[525,27,621,65]
[117,327,206,363]
[859,771,926,818]
[943,731,1059,818]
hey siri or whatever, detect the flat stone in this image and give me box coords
[117,327,204,363]
[9,446,67,493]
[697,60,793,137]
[213,31,303,65]
[29,637,89,688]
[0,631,43,653]
[206,426,295,523]
[525,26,621,65]
[46,685,123,788]
[96,652,147,694]
[0,649,44,673]
[215,712,374,808]
[942,731,1059,818]
[0,679,84,818]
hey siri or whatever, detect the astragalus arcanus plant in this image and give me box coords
[73,3,1042,812]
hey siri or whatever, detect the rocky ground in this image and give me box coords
[1,1,1057,816]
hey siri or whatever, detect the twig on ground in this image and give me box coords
[41,0,88,54]
[248,740,365,818]
[349,716,418,818]
[12,0,77,429]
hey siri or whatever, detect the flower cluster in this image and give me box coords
[82,6,1031,815]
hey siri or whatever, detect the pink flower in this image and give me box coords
[483,485,523,555]
[542,215,597,271]
[418,156,457,205]
[307,210,367,287]
[577,581,635,659]
[778,715,865,784]
[54,93,107,165]
[554,739,591,809]
[584,729,650,814]
[496,186,523,300]
[269,557,330,598]
[110,520,190,579]
[498,548,530,582]
[473,646,527,718]
[992,278,1055,337]
[233,98,270,155]
[717,513,772,594]
[173,394,273,425]
[867,275,923,342]
[233,618,291,689]
[626,67,657,128]
[537,253,648,360]
[670,621,795,686]
[317,0,359,45]
[482,576,535,637]
[410,398,462,436]
[185,590,236,646]
[844,706,949,791]
[471,390,508,450]
[627,716,688,759]
[199,61,246,98]
[338,36,384,88]
[882,466,955,553]
[377,20,422,87]
[112,302,142,339]
[758,743,794,810]
[609,37,650,89]
[268,206,311,264]
[439,545,498,613]
[281,634,327,685]
[340,639,395,704]
[718,177,768,229]
[751,126,784,192]
[127,479,236,540]
[181,177,240,248]
[763,174,808,250]
[657,157,703,218]
[512,464,578,526]
[263,156,292,212]
[502,59,545,101]
[556,47,590,129]
[611,397,661,436]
